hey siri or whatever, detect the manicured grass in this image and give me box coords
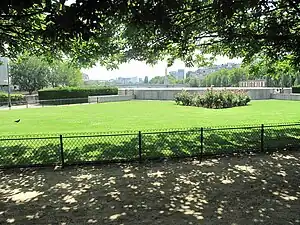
[0,100,299,135]
[1,100,300,167]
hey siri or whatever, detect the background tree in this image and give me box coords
[10,55,49,94]
[185,76,201,87]
[149,75,177,85]
[247,56,300,87]
[202,67,249,87]
[48,61,83,87]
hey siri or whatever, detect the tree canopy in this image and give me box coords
[10,55,49,94]
[10,55,83,94]
[199,58,300,87]
[1,0,300,68]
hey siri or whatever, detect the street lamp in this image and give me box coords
[6,62,11,109]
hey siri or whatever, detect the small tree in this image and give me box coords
[48,61,82,87]
[10,55,49,94]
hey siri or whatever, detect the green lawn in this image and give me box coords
[1,100,300,167]
[0,100,299,135]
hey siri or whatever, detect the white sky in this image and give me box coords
[66,0,242,81]
[82,56,243,80]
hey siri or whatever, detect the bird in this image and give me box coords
[14,119,21,123]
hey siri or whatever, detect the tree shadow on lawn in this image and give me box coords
[0,144,60,167]
[203,126,300,155]
[64,137,139,163]
[1,127,300,167]
[0,152,299,225]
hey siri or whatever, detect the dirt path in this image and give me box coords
[1,152,299,225]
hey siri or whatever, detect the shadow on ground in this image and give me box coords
[0,152,299,225]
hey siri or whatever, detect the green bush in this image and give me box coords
[174,89,251,109]
[0,92,24,105]
[174,90,193,106]
[292,86,300,93]
[38,86,118,104]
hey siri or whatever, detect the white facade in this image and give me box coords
[0,57,9,86]
[82,73,89,82]
[239,80,266,87]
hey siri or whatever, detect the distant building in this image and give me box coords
[177,69,185,80]
[82,73,89,82]
[115,76,139,84]
[84,80,107,86]
[239,79,266,87]
[187,63,241,80]
[0,57,8,86]
[169,71,177,77]
[169,69,185,80]
[0,57,10,92]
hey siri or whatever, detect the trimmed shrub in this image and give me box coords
[174,89,251,109]
[174,90,193,106]
[38,86,118,104]
[0,92,24,105]
[292,86,300,93]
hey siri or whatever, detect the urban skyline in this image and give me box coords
[82,57,242,80]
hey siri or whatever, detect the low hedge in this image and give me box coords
[0,92,24,105]
[292,86,300,93]
[38,87,118,104]
[175,89,251,109]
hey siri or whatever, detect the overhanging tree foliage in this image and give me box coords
[1,1,300,68]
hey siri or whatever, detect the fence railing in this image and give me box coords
[0,122,300,168]
[0,97,90,108]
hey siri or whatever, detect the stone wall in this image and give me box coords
[119,87,292,100]
[24,94,39,104]
[271,93,300,101]
[88,95,134,103]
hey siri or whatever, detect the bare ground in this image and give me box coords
[0,152,300,225]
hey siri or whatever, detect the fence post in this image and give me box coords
[261,124,264,152]
[200,127,204,162]
[59,135,65,167]
[138,131,142,162]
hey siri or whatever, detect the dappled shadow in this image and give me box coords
[204,126,300,155]
[0,152,299,224]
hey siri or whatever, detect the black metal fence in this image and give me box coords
[0,123,299,168]
[0,98,90,108]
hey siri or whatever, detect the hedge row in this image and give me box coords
[292,86,300,93]
[175,89,251,109]
[38,86,118,100]
[0,92,24,105]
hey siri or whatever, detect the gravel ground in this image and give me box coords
[0,152,299,225]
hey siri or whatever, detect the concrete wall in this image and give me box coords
[88,95,134,103]
[119,87,292,100]
[271,93,300,101]
[24,94,39,104]
[116,84,188,88]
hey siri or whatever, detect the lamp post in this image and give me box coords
[6,62,11,109]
